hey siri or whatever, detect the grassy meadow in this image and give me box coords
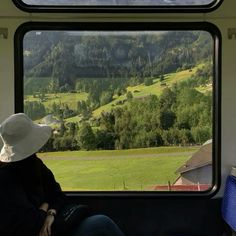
[38,146,198,191]
[25,91,88,111]
[92,66,199,117]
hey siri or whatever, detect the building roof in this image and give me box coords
[150,184,210,191]
[175,140,212,174]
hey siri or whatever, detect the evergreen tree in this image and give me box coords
[78,122,96,150]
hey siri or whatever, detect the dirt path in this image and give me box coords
[39,151,195,161]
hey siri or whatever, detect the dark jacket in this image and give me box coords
[0,154,66,236]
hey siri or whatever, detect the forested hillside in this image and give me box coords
[23,30,213,152]
[24,30,212,93]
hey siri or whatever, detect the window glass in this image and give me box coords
[22,27,217,192]
[21,0,214,6]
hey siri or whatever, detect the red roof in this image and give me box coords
[149,184,210,191]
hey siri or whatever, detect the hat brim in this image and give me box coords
[0,124,52,162]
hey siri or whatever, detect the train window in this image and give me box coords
[19,0,215,6]
[13,0,222,12]
[15,22,221,195]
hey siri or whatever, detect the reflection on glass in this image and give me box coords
[22,0,214,6]
[23,30,213,191]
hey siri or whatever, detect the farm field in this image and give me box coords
[25,91,88,111]
[38,146,199,191]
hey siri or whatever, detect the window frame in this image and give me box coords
[14,22,221,198]
[12,0,223,13]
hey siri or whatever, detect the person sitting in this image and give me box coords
[0,113,125,236]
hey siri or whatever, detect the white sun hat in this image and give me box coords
[0,113,52,162]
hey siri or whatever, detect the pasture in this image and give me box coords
[38,146,199,191]
[25,91,88,111]
[92,66,199,117]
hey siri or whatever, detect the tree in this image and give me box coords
[77,100,91,119]
[159,75,165,82]
[100,111,115,132]
[24,101,46,120]
[100,90,113,106]
[162,128,180,146]
[114,108,135,149]
[48,77,59,93]
[52,135,78,151]
[133,130,163,148]
[159,87,176,110]
[59,120,67,136]
[68,122,78,137]
[144,77,153,86]
[160,109,176,130]
[126,91,133,101]
[191,126,211,144]
[95,130,115,150]
[178,129,193,146]
[78,122,96,150]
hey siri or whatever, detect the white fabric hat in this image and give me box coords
[0,113,52,162]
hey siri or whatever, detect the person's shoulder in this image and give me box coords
[28,154,43,165]
[33,154,48,171]
[34,155,44,164]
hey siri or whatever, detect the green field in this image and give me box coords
[25,91,88,111]
[92,67,199,117]
[38,146,198,191]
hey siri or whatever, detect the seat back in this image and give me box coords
[222,169,236,236]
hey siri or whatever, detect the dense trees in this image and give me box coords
[37,80,211,152]
[24,101,46,120]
